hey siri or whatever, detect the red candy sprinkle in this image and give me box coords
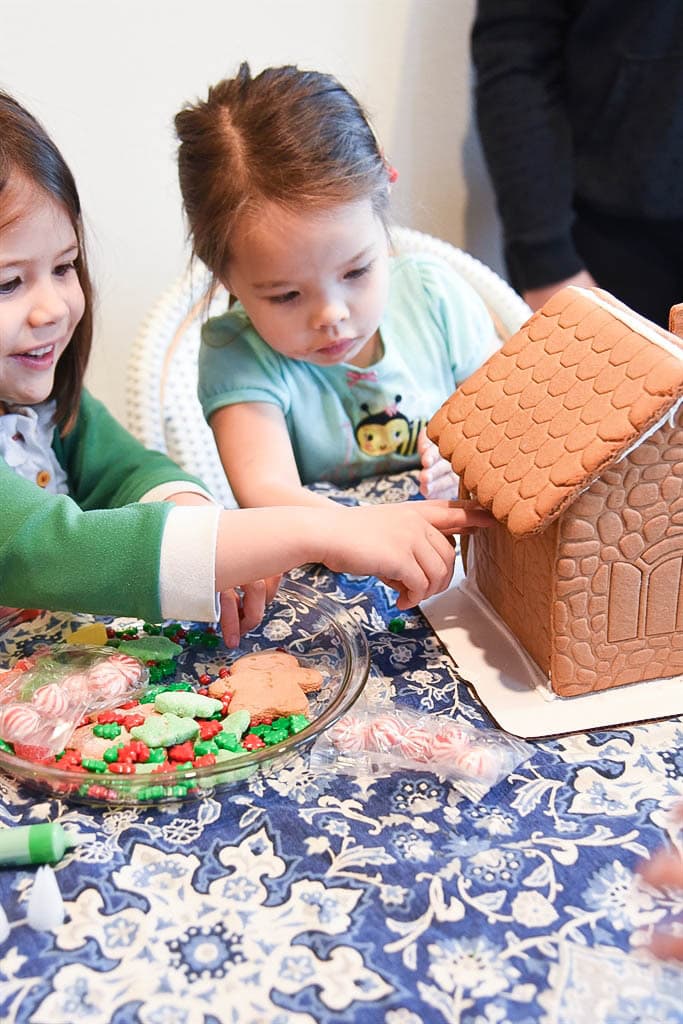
[168,741,195,762]
[116,741,149,765]
[108,762,136,774]
[193,753,216,768]
[87,784,117,800]
[196,687,209,697]
[242,734,266,751]
[118,700,140,710]
[198,720,222,741]
[114,740,151,764]
[129,740,150,762]
[151,761,175,773]
[218,667,230,678]
[122,713,145,729]
[97,710,125,725]
[198,674,212,685]
[60,750,82,766]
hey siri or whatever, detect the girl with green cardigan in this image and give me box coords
[0,92,491,644]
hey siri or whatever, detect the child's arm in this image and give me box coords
[211,402,336,509]
[214,500,493,610]
[1,462,491,627]
[162,488,281,647]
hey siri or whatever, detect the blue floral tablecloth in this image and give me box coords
[1,473,682,1024]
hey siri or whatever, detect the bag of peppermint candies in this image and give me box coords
[310,700,534,801]
[0,644,147,760]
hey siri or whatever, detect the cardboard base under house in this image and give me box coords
[421,562,683,739]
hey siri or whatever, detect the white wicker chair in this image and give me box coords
[126,227,531,506]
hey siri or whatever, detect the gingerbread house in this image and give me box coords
[428,286,683,697]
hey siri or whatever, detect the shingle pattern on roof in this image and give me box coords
[428,287,683,537]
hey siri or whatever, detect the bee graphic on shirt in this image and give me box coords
[354,395,426,457]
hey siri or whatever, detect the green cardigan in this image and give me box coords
[0,390,208,621]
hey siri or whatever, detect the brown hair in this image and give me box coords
[175,63,391,283]
[0,91,93,433]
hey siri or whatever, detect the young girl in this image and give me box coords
[175,63,498,509]
[0,91,490,645]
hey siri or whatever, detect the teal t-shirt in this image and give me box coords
[198,252,497,485]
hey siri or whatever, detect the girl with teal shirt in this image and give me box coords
[176,63,497,508]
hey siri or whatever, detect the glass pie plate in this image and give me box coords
[0,578,370,806]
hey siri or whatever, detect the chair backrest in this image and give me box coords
[126,226,531,505]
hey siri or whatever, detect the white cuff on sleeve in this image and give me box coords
[140,481,216,504]
[158,506,221,622]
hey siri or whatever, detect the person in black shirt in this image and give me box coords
[471,0,683,327]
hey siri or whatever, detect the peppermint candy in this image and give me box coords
[367,712,405,753]
[32,682,72,718]
[398,725,433,763]
[0,703,43,743]
[87,655,141,698]
[328,714,369,752]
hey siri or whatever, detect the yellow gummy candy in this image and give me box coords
[69,622,109,646]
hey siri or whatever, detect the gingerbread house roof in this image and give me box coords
[428,286,683,537]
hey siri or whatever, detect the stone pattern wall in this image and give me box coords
[552,419,683,695]
[474,521,557,676]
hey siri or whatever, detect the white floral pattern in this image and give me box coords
[0,472,682,1023]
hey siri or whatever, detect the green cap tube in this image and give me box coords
[0,823,79,866]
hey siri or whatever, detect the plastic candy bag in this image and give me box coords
[0,644,148,759]
[310,701,534,801]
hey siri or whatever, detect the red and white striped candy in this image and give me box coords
[62,672,91,702]
[32,682,72,718]
[452,746,500,780]
[0,703,43,743]
[86,657,137,698]
[431,725,472,763]
[106,653,143,686]
[367,712,405,753]
[329,714,369,752]
[398,726,434,763]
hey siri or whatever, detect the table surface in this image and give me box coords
[1,473,682,1024]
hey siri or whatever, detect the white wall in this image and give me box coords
[0,0,502,423]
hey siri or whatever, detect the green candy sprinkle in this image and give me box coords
[263,728,288,745]
[193,740,219,756]
[93,723,122,739]
[215,732,240,752]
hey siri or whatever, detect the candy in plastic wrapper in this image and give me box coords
[310,703,534,801]
[0,644,148,758]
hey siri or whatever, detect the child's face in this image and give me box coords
[0,183,85,407]
[225,198,390,368]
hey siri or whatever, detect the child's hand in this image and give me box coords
[639,804,683,961]
[417,428,460,500]
[322,499,494,609]
[219,575,281,648]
